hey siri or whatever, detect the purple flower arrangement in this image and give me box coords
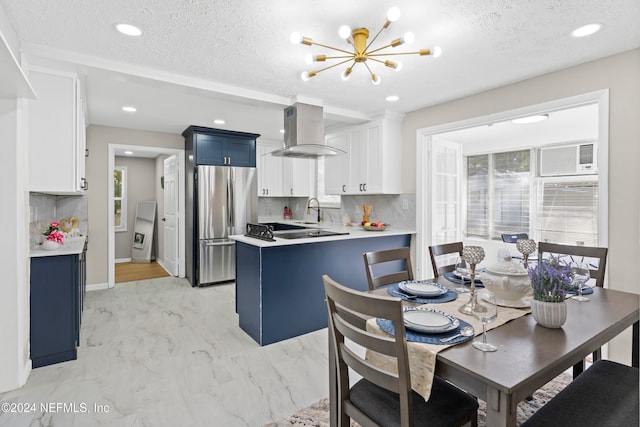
[528,256,572,302]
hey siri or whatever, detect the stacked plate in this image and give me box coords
[403,308,459,334]
[398,280,448,297]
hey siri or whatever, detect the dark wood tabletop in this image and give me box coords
[429,276,639,427]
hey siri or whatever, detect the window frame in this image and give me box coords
[114,166,127,232]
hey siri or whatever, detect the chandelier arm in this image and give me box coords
[307,41,354,55]
[367,50,428,57]
[367,57,389,65]
[364,23,388,52]
[365,43,396,55]
[363,62,376,77]
[321,55,357,60]
[308,58,355,74]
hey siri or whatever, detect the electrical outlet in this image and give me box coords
[402,199,409,210]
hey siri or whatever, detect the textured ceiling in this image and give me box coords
[2,0,639,140]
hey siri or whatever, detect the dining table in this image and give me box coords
[328,275,640,427]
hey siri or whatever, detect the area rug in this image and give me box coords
[265,372,572,427]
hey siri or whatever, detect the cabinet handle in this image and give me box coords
[363,183,367,191]
[81,178,88,190]
[342,185,346,193]
[359,184,363,191]
[290,188,294,195]
[85,148,89,158]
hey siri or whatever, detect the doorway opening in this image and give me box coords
[108,144,186,289]
[415,90,609,279]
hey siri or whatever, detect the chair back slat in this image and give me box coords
[537,242,608,287]
[323,274,413,425]
[363,247,413,290]
[429,242,464,278]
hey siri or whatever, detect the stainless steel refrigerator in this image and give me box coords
[196,165,257,285]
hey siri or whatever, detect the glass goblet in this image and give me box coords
[472,291,498,352]
[571,263,590,302]
[454,256,471,293]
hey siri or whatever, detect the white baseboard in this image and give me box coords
[154,258,173,276]
[115,258,131,263]
[87,282,109,292]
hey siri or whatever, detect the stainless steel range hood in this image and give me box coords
[270,103,346,158]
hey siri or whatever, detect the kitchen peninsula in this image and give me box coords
[232,223,414,345]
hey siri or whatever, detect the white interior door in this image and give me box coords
[429,138,463,262]
[163,155,179,276]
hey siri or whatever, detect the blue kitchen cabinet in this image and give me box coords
[235,233,412,345]
[30,251,86,368]
[183,125,259,167]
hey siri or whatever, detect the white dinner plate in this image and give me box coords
[403,309,459,333]
[399,280,448,297]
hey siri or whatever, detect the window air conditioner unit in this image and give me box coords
[539,142,597,177]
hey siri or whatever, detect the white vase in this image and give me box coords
[531,299,567,328]
[41,240,62,250]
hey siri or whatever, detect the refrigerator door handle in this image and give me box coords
[227,169,235,228]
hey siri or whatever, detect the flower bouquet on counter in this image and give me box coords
[43,221,64,245]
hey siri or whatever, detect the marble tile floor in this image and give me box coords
[0,277,329,427]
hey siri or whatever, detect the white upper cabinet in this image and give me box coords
[324,114,403,195]
[282,157,313,197]
[257,143,283,197]
[324,133,350,194]
[28,67,87,194]
[257,142,313,197]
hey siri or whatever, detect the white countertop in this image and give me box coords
[30,236,88,257]
[231,222,415,247]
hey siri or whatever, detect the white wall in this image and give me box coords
[0,3,31,392]
[86,125,183,287]
[402,49,640,363]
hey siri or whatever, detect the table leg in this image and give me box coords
[486,387,517,427]
[572,360,585,379]
[633,321,639,369]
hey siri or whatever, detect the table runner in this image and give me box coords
[365,298,531,401]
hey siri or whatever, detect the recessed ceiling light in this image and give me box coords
[385,95,400,102]
[213,119,226,125]
[124,151,134,155]
[115,23,143,37]
[512,114,549,124]
[122,106,137,112]
[571,23,601,38]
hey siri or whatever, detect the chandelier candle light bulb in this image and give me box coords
[291,7,440,84]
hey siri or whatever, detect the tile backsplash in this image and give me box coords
[258,194,416,229]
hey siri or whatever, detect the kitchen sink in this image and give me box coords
[272,229,349,239]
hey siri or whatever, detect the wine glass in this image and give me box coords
[454,256,471,293]
[472,291,498,352]
[571,262,590,302]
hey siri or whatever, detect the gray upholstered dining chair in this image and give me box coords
[323,274,479,427]
[537,241,609,376]
[520,360,639,427]
[428,242,464,278]
[537,242,608,288]
[363,247,414,290]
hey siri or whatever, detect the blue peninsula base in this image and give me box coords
[235,234,411,345]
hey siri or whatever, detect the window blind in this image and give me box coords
[536,180,599,246]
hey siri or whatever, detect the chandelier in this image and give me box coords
[290,7,441,85]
